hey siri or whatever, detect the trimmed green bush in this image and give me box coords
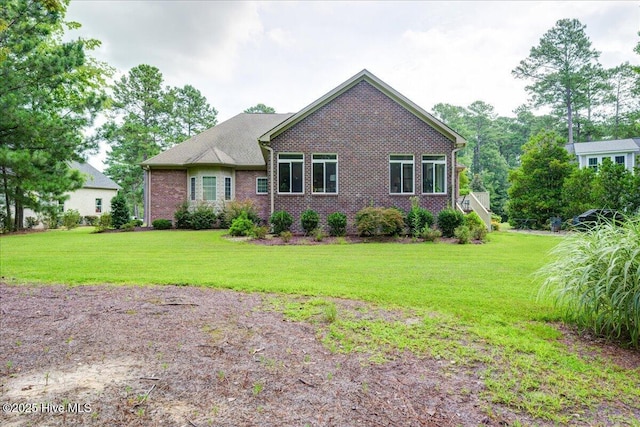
[94,213,112,233]
[189,204,217,230]
[421,226,441,242]
[538,215,640,348]
[174,201,192,229]
[62,209,81,230]
[221,199,260,228]
[152,219,172,230]
[270,210,293,235]
[251,225,269,240]
[381,208,405,236]
[327,212,347,236]
[110,193,130,229]
[355,207,405,237]
[120,221,136,232]
[229,212,255,237]
[301,209,319,235]
[437,208,465,238]
[407,207,434,237]
[454,225,471,244]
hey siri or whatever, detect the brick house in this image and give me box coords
[142,70,467,232]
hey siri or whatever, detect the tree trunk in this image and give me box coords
[1,167,12,231]
[567,88,574,144]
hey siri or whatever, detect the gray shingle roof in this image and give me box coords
[141,113,294,168]
[572,138,640,155]
[71,161,120,190]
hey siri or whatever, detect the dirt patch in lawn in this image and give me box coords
[0,283,637,426]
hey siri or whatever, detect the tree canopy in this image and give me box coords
[244,103,276,114]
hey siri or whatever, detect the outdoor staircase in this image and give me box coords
[457,191,492,231]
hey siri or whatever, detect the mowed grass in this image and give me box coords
[2,228,639,424]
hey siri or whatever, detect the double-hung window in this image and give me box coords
[389,155,414,194]
[95,198,102,213]
[587,157,598,170]
[278,153,304,193]
[203,176,216,201]
[312,154,337,194]
[615,155,626,167]
[422,155,447,194]
[256,177,268,194]
[224,177,232,200]
[190,177,196,201]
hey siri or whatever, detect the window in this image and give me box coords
[95,198,102,213]
[203,176,216,201]
[224,177,232,200]
[312,154,337,193]
[256,177,268,194]
[278,153,304,193]
[390,155,414,194]
[190,177,196,201]
[615,155,625,166]
[422,155,447,194]
[588,157,598,170]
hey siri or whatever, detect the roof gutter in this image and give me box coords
[451,145,463,208]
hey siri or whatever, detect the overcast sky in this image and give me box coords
[64,1,640,170]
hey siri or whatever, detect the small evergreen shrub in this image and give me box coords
[270,210,293,235]
[229,212,255,236]
[94,213,112,233]
[327,212,347,236]
[62,209,81,230]
[437,208,465,238]
[454,225,471,244]
[120,221,136,232]
[110,193,130,229]
[174,201,192,229]
[190,204,217,230]
[152,219,172,230]
[221,199,260,228]
[300,209,319,235]
[421,226,442,242]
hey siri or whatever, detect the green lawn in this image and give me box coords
[1,228,639,424]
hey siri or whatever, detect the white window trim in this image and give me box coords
[256,177,268,194]
[389,154,415,195]
[312,153,338,194]
[421,154,447,195]
[277,153,305,195]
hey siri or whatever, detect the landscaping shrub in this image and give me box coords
[538,214,640,348]
[280,230,292,243]
[221,199,260,228]
[83,215,98,226]
[174,202,192,229]
[252,225,269,240]
[189,204,217,230]
[465,211,487,242]
[94,213,112,233]
[421,226,441,242]
[381,207,405,236]
[313,228,326,242]
[300,209,319,235]
[152,219,172,230]
[25,216,39,229]
[110,193,130,229]
[229,212,255,237]
[327,212,347,236]
[120,221,136,232]
[270,210,293,235]
[454,225,471,244]
[356,207,404,237]
[437,208,465,238]
[62,209,81,230]
[407,205,434,237]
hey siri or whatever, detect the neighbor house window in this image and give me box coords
[278,153,304,193]
[190,177,196,201]
[203,176,216,201]
[224,177,232,200]
[422,155,447,194]
[256,177,268,194]
[390,155,414,194]
[615,155,625,166]
[588,157,598,170]
[95,198,102,213]
[312,154,337,193]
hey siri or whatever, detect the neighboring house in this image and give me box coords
[142,69,467,232]
[566,138,640,172]
[23,161,120,226]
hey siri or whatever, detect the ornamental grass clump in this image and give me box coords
[537,214,640,348]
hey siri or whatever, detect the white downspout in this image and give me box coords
[451,146,462,208]
[143,166,151,226]
[263,145,275,216]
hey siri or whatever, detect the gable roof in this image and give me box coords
[569,138,640,156]
[141,113,294,168]
[258,69,466,147]
[71,161,120,190]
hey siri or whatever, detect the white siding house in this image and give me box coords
[566,138,640,172]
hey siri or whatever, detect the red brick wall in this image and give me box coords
[235,170,269,223]
[268,81,456,233]
[149,169,187,225]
